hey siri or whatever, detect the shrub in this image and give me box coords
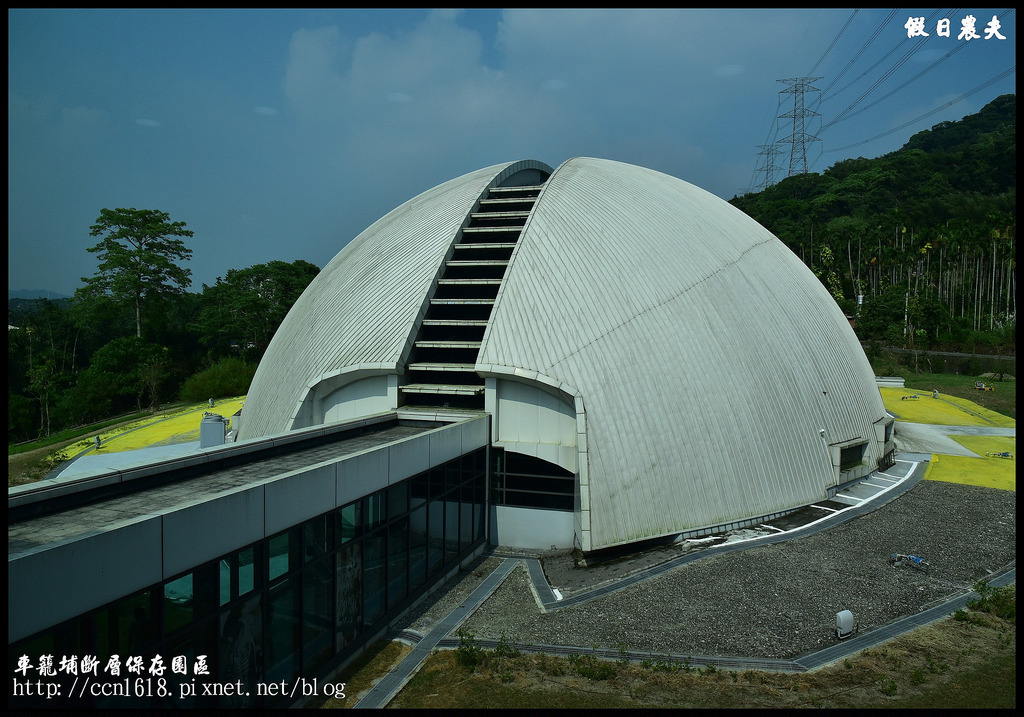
[568,653,616,680]
[494,634,520,659]
[967,580,1015,623]
[454,629,484,671]
[179,358,256,403]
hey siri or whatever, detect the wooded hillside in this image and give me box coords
[729,94,1015,353]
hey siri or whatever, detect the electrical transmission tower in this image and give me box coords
[754,143,784,191]
[777,77,822,177]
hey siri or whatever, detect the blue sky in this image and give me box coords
[8,9,1016,297]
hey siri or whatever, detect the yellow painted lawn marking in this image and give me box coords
[81,397,246,457]
[923,435,1016,491]
[925,392,1016,428]
[879,387,1013,427]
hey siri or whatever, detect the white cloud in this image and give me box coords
[282,26,348,120]
[714,64,746,77]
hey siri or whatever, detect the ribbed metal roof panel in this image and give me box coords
[240,162,516,439]
[478,158,886,550]
[241,157,886,553]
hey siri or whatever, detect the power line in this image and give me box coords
[831,9,1013,127]
[750,9,1014,184]
[820,9,954,106]
[821,23,952,132]
[748,9,852,191]
[825,66,1016,153]
[807,9,858,76]
[815,9,899,100]
[747,91,785,192]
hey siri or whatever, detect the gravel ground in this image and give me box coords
[454,480,1015,660]
[394,556,507,635]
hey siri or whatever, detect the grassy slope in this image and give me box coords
[883,369,1015,419]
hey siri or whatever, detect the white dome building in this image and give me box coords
[240,158,894,553]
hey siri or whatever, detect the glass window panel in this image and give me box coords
[364,493,386,531]
[445,497,459,564]
[265,580,300,684]
[445,461,460,493]
[302,559,334,673]
[474,503,485,544]
[460,482,473,551]
[363,532,386,628]
[118,591,155,654]
[476,461,488,503]
[337,502,362,545]
[93,606,116,661]
[163,574,194,636]
[52,618,85,664]
[410,471,429,508]
[173,619,218,708]
[192,562,219,619]
[269,532,291,582]
[335,541,362,652]
[427,499,444,575]
[219,558,232,606]
[218,593,263,703]
[387,518,408,610]
[409,505,427,589]
[303,515,330,564]
[238,547,256,597]
[388,482,408,520]
[428,467,445,499]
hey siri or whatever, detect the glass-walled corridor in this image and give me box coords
[9,446,488,709]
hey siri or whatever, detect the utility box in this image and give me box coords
[200,413,228,448]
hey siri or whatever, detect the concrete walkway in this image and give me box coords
[353,558,520,708]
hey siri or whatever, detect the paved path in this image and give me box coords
[353,559,520,708]
[900,422,1015,437]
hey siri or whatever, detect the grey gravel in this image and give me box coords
[459,480,1015,659]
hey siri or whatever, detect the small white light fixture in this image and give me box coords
[835,609,858,639]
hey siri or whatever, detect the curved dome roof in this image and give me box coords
[241,157,889,551]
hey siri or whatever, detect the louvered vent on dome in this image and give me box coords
[401,179,547,409]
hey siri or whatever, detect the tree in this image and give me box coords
[87,336,170,411]
[194,260,320,360]
[11,300,77,438]
[80,208,194,339]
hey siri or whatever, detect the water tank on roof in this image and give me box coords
[200,412,228,448]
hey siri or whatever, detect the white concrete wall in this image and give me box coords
[492,378,577,474]
[489,504,574,550]
[322,376,396,424]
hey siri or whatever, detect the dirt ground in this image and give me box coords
[8,436,89,487]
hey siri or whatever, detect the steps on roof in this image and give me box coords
[400,177,546,409]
